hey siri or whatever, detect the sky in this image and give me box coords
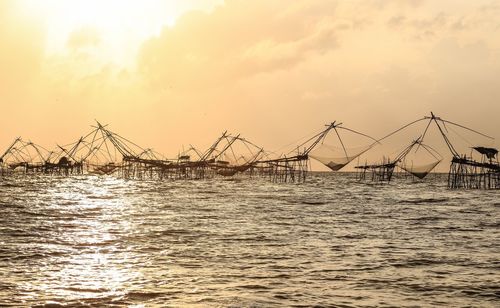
[1,0,499,169]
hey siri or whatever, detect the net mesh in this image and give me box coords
[400,160,441,179]
[310,144,372,171]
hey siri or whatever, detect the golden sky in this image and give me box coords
[1,0,499,166]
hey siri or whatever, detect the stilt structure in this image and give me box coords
[47,121,172,179]
[448,147,499,189]
[0,137,57,175]
[88,122,179,180]
[1,116,495,187]
[357,112,496,188]
[356,158,397,182]
[259,121,377,182]
[420,113,498,189]
[356,137,441,182]
[196,132,265,179]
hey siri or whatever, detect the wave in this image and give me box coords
[0,173,498,307]
[398,197,449,204]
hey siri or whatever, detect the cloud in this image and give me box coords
[387,15,406,28]
[370,0,426,10]
[67,27,101,50]
[138,0,339,91]
[1,0,499,163]
[132,0,500,157]
[384,1,500,40]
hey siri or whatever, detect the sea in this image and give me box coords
[0,172,498,307]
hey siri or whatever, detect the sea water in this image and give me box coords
[0,173,498,307]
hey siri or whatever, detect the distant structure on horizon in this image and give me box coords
[0,113,498,189]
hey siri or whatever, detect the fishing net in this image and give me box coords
[53,124,154,175]
[310,144,372,171]
[400,160,441,179]
[0,138,49,170]
[200,133,265,176]
[380,136,443,180]
[206,135,263,163]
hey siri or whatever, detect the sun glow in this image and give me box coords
[20,0,182,66]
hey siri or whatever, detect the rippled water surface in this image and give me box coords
[0,173,498,307]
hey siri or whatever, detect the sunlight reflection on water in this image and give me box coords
[27,177,132,303]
